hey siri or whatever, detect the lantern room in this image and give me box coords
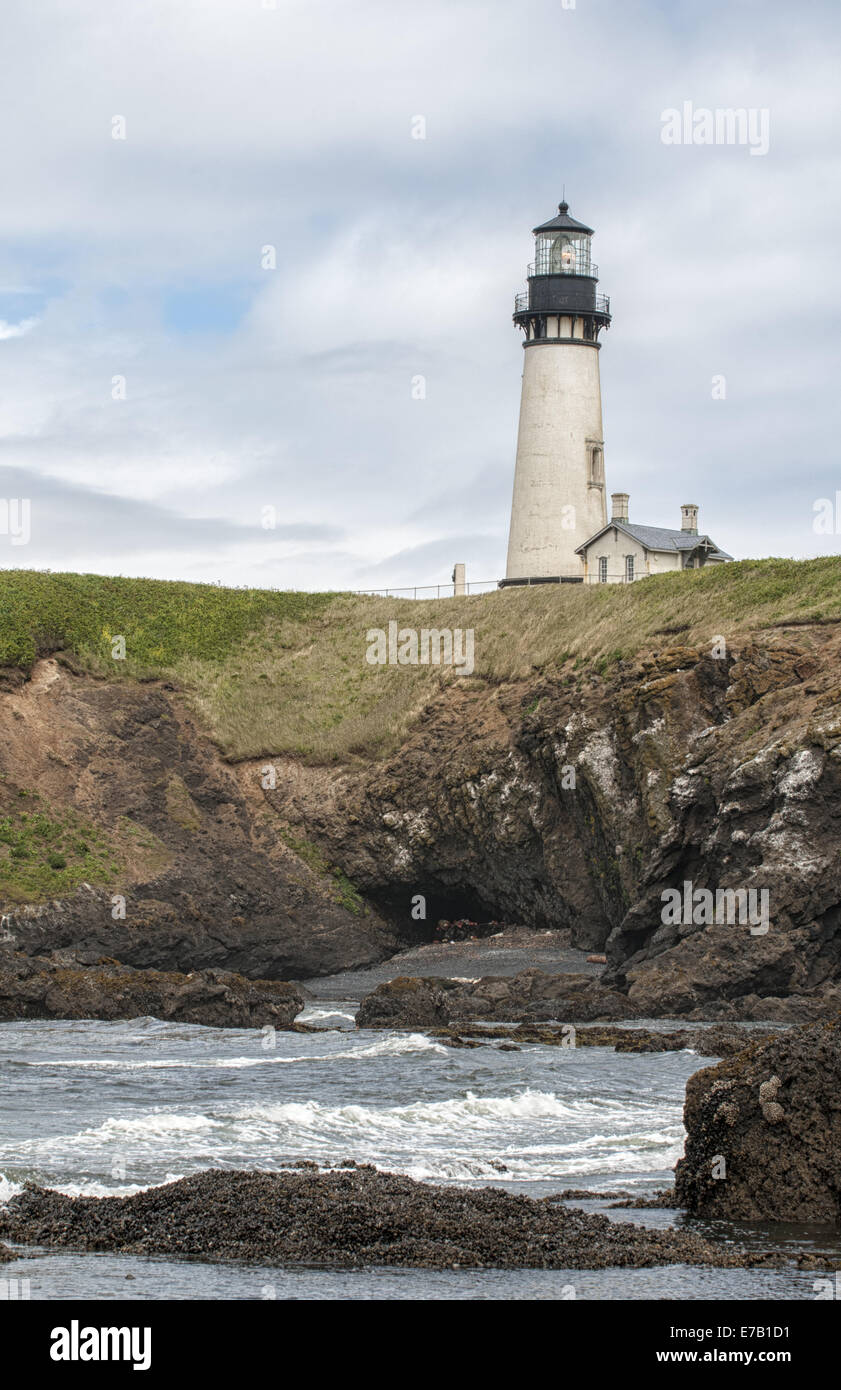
[514,199,610,331]
[532,201,595,277]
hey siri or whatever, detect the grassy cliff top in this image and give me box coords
[1,558,838,762]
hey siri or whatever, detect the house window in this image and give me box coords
[598,557,608,584]
[625,554,635,583]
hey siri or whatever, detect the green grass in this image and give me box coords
[1,559,839,764]
[0,793,120,905]
[279,831,367,915]
[0,570,333,674]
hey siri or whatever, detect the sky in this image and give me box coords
[0,0,839,592]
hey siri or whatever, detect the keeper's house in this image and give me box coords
[576,494,732,585]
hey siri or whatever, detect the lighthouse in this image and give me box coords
[503,201,612,584]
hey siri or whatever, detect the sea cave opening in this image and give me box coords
[369,882,514,946]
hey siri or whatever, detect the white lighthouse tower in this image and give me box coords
[503,201,612,585]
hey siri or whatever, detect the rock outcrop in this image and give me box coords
[0,950,305,1029]
[674,1019,841,1222]
[355,975,454,1029]
[5,621,841,1020]
[356,969,640,1028]
[0,1165,804,1270]
[0,661,395,981]
[366,1012,779,1058]
[273,629,841,1017]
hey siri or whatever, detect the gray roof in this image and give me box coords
[533,201,594,236]
[576,520,733,560]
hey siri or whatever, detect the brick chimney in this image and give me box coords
[681,503,699,534]
[611,492,629,523]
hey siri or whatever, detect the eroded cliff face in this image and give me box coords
[3,626,841,1012]
[269,627,841,1014]
[0,660,395,979]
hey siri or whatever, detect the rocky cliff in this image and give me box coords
[2,616,841,1015]
[271,626,841,1016]
[0,659,395,980]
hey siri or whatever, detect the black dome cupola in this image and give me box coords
[514,199,611,343]
[533,199,592,232]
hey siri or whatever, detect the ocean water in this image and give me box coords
[1,1005,838,1300]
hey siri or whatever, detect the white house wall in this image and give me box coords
[580,529,683,583]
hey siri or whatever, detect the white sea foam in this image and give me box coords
[0,1170,187,1202]
[239,1087,619,1133]
[348,1033,448,1059]
[0,1172,23,1205]
[1,1010,698,1197]
[297,1007,357,1024]
[63,1112,223,1144]
[16,1032,446,1070]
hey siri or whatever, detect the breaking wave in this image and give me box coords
[12,1032,446,1070]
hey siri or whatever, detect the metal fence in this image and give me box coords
[353,579,501,599]
[514,290,610,315]
[353,572,640,599]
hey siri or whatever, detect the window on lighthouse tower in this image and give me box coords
[550,235,575,272]
[540,232,591,276]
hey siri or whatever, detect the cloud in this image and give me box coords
[0,317,38,340]
[0,0,838,589]
[0,465,342,574]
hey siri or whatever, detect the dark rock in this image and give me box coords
[674,1018,841,1222]
[272,633,841,1015]
[616,926,841,1020]
[431,1020,776,1056]
[357,969,641,1028]
[8,626,841,1014]
[0,951,304,1028]
[355,975,453,1028]
[0,1166,800,1271]
[567,1024,778,1057]
[0,666,396,979]
[610,1189,680,1210]
[359,961,841,1031]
